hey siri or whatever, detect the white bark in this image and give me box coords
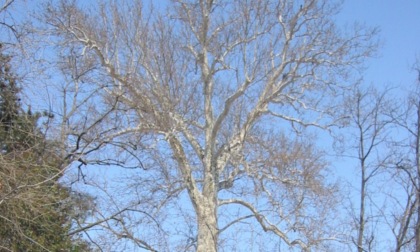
[41,0,377,250]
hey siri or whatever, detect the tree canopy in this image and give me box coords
[40,0,377,251]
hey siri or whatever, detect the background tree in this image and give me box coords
[0,1,95,250]
[335,85,395,251]
[0,0,18,44]
[384,62,420,252]
[0,45,92,251]
[40,0,378,251]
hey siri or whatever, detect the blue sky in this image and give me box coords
[340,1,420,89]
[333,2,420,249]
[10,0,419,107]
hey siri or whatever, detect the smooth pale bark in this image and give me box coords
[357,159,366,252]
[196,196,218,252]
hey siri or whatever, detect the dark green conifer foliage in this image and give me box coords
[0,45,92,251]
[0,48,20,152]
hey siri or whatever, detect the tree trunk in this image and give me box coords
[358,163,366,252]
[196,196,218,252]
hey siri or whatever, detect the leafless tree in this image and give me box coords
[384,63,420,252]
[383,163,417,252]
[335,85,395,251]
[0,0,33,53]
[0,0,17,39]
[39,0,378,250]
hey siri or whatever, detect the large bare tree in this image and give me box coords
[40,0,377,250]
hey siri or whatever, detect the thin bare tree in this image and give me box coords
[40,0,378,250]
[336,85,396,251]
[384,164,417,252]
[385,63,420,252]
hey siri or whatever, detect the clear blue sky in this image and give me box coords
[10,0,419,104]
[340,1,420,89]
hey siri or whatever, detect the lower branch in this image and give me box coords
[218,199,308,250]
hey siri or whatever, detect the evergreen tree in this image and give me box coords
[0,47,21,152]
[0,45,92,251]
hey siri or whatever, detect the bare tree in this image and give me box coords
[384,164,417,252]
[335,85,395,251]
[0,0,17,41]
[409,66,420,252]
[39,0,378,251]
[385,63,420,252]
[0,0,33,52]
